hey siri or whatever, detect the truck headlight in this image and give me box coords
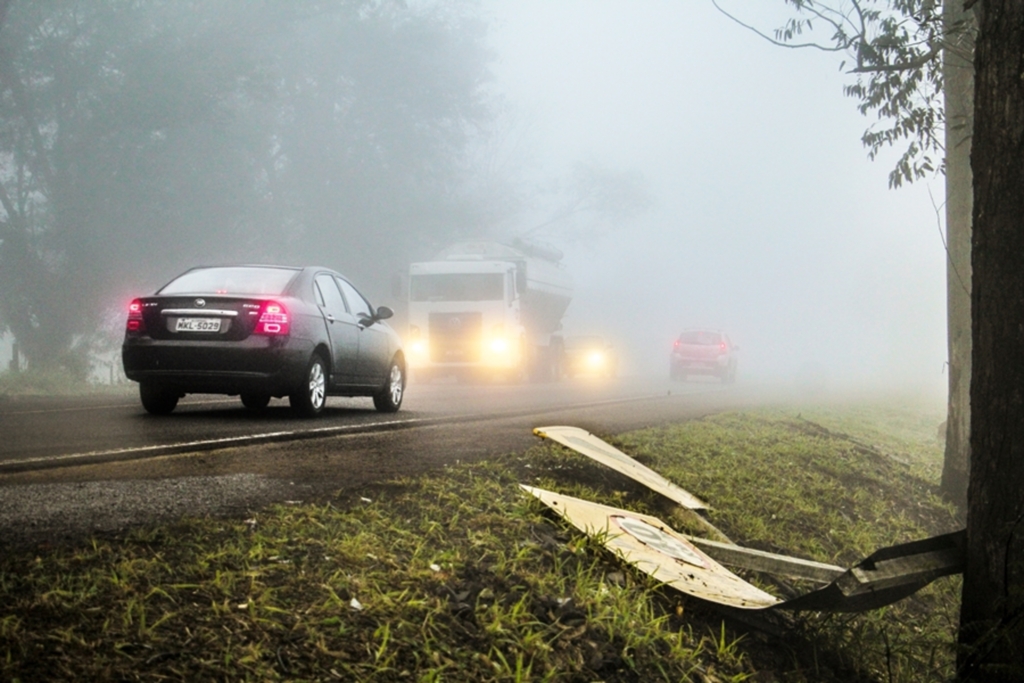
[587,351,605,367]
[489,337,510,354]
[409,340,428,358]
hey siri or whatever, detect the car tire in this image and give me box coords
[290,354,327,417]
[139,382,178,415]
[373,358,405,413]
[241,392,271,411]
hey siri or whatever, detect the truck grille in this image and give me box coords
[429,312,482,363]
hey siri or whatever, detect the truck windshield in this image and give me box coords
[411,273,505,302]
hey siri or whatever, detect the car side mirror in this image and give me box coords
[359,306,392,328]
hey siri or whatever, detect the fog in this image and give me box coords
[481,0,947,394]
[0,1,948,397]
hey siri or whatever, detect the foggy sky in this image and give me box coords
[481,0,947,394]
[0,1,950,394]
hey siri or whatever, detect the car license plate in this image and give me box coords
[175,317,221,333]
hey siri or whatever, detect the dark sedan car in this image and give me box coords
[122,265,405,416]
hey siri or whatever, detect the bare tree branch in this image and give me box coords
[710,0,844,52]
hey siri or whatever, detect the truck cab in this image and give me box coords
[406,241,572,382]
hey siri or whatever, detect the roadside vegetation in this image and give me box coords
[0,366,131,397]
[0,397,960,681]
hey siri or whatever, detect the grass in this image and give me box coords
[0,396,961,681]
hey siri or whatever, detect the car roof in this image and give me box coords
[181,264,303,272]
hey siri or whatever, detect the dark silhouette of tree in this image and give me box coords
[957,4,1024,678]
[0,0,496,374]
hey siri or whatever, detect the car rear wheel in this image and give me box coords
[139,382,178,415]
[373,358,405,413]
[241,392,271,411]
[290,354,327,417]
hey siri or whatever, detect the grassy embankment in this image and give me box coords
[0,366,132,397]
[0,397,961,681]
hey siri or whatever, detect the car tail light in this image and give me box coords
[254,301,290,335]
[126,299,146,333]
[718,342,727,354]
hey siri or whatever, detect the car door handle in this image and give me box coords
[326,314,336,323]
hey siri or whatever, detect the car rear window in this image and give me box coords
[159,267,299,296]
[678,331,721,345]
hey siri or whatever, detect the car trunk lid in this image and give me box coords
[140,296,266,341]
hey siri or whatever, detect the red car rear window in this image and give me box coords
[678,331,721,345]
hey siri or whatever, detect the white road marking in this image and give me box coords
[2,416,434,470]
[1,388,724,472]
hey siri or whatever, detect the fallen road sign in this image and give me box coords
[522,484,965,613]
[771,530,965,612]
[688,536,845,585]
[533,425,709,511]
[521,485,780,609]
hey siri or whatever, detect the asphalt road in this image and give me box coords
[0,375,777,548]
[0,375,748,470]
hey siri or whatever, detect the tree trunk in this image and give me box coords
[940,0,976,510]
[957,3,1024,680]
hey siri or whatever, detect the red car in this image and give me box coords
[669,329,737,383]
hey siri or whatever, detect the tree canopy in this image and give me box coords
[0,0,497,374]
[714,0,959,188]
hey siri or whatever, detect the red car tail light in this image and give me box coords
[718,342,728,354]
[254,301,290,336]
[126,299,146,333]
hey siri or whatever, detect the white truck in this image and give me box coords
[406,240,573,382]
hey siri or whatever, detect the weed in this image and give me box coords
[0,399,958,681]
